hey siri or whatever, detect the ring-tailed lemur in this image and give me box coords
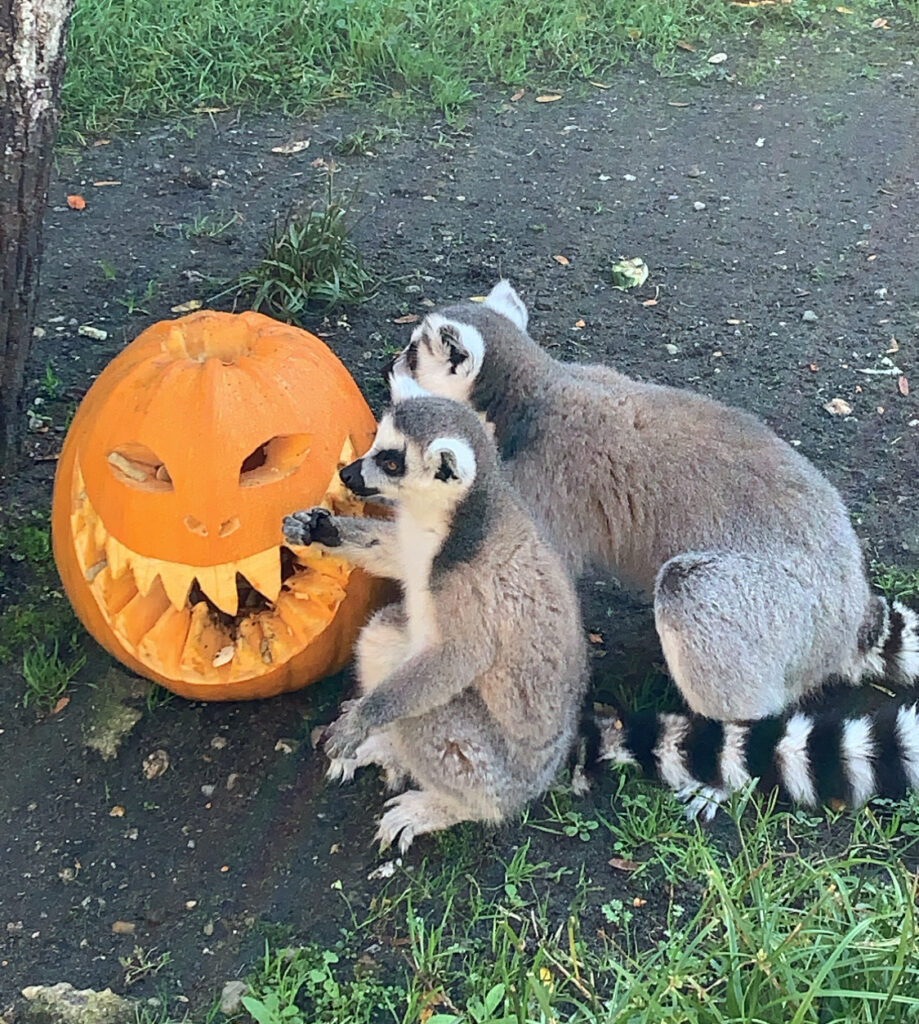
[282,391,588,854]
[594,687,919,820]
[386,280,919,727]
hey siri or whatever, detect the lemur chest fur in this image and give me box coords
[396,506,444,653]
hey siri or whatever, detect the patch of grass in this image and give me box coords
[22,640,86,710]
[146,683,176,712]
[335,125,404,157]
[180,211,241,239]
[219,783,919,1024]
[872,562,919,603]
[62,0,919,136]
[226,184,374,320]
[0,511,83,665]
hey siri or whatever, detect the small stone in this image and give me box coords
[802,310,818,323]
[274,739,298,754]
[219,980,249,1015]
[623,173,637,181]
[210,736,227,750]
[185,900,197,909]
[20,982,135,1024]
[665,343,680,355]
[686,165,702,178]
[226,773,240,791]
[203,920,214,936]
[824,398,853,417]
[78,325,108,341]
[200,785,215,798]
[693,201,706,211]
[111,920,135,935]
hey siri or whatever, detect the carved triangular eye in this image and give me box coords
[107,444,173,492]
[239,434,312,487]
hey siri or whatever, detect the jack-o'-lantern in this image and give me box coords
[52,310,382,700]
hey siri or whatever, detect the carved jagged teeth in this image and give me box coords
[235,547,282,604]
[157,563,195,610]
[105,535,133,579]
[195,564,240,617]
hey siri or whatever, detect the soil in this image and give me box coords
[1,29,918,1015]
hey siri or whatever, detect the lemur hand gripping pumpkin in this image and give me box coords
[52,310,382,700]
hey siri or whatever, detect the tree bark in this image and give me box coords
[0,0,75,473]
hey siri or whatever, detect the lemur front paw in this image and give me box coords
[282,507,342,548]
[322,700,371,761]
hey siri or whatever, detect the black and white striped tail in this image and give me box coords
[862,597,919,684]
[596,698,919,820]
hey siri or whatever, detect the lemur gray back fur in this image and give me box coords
[282,393,588,852]
[389,281,919,729]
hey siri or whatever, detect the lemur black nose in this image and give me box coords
[339,459,378,497]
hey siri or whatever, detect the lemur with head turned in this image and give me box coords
[283,388,588,853]
[385,280,919,815]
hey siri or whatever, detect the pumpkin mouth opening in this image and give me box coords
[68,454,366,687]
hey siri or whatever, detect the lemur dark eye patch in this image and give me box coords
[375,448,406,477]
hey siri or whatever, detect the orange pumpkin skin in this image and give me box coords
[52,310,383,701]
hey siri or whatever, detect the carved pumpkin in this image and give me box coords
[52,310,381,700]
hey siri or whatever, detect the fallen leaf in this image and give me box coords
[171,299,203,314]
[511,88,525,102]
[92,139,111,147]
[588,633,603,644]
[271,139,310,155]
[220,864,230,873]
[142,749,170,780]
[708,52,728,64]
[887,337,899,353]
[871,16,889,28]
[835,5,853,12]
[899,376,909,396]
[536,94,563,103]
[609,857,641,871]
[633,897,648,908]
[726,318,742,325]
[92,180,121,187]
[574,319,586,328]
[393,313,419,324]
[110,805,125,817]
[66,194,86,210]
[668,101,691,107]
[809,363,818,372]
[676,40,695,52]
[867,254,878,262]
[627,28,641,40]
[824,398,853,417]
[193,106,229,114]
[642,298,659,307]
[553,254,570,266]
[51,695,70,715]
[590,81,610,89]
[112,921,135,935]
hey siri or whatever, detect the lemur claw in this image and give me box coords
[282,507,342,547]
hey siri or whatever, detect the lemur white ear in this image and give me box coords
[425,437,476,486]
[483,279,528,332]
[388,361,430,403]
[422,314,483,375]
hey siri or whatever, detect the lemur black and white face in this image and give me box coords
[338,393,479,510]
[387,280,528,402]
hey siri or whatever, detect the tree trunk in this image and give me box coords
[0,0,75,473]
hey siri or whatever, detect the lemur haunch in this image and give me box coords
[282,392,588,854]
[596,694,919,821]
[388,280,919,725]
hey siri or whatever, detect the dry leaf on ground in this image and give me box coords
[536,94,562,103]
[66,195,86,210]
[553,254,570,266]
[898,376,909,396]
[393,314,419,324]
[824,398,853,416]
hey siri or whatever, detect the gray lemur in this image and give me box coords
[387,280,919,726]
[282,390,588,854]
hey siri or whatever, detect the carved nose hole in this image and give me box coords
[184,515,208,537]
[218,517,240,538]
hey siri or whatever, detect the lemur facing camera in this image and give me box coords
[282,390,588,854]
[387,280,919,729]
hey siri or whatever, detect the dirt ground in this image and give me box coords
[1,29,918,1013]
